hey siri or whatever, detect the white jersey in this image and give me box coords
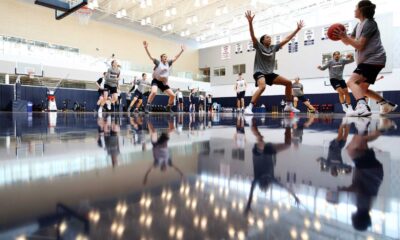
[177,91,183,99]
[153,59,173,81]
[236,79,246,92]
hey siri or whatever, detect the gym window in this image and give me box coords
[233,64,246,74]
[214,67,226,76]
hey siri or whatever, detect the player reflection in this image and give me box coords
[245,117,299,213]
[143,118,184,185]
[317,121,352,176]
[97,115,120,167]
[338,117,396,231]
[129,115,147,151]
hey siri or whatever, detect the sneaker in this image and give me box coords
[346,104,372,117]
[353,117,371,135]
[166,105,174,113]
[380,102,398,115]
[243,116,254,127]
[243,106,254,115]
[283,105,300,113]
[342,104,348,113]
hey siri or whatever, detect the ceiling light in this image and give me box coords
[185,30,190,36]
[116,11,122,18]
[141,19,146,25]
[167,24,173,30]
[140,0,146,8]
[186,18,192,25]
[162,25,167,31]
[180,31,185,37]
[171,7,177,16]
[195,0,200,7]
[146,17,151,24]
[146,0,152,6]
[202,0,208,5]
[120,9,127,17]
[222,6,228,14]
[165,9,171,17]
[192,15,198,23]
[216,8,221,16]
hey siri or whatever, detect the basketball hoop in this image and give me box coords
[76,6,93,25]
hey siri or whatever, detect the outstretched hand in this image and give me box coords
[296,20,305,31]
[245,10,255,23]
[143,41,148,48]
[333,28,347,40]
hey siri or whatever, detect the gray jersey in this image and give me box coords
[351,19,386,65]
[105,67,120,87]
[135,78,149,93]
[292,82,304,97]
[253,41,280,74]
[321,59,354,80]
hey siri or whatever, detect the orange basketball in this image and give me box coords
[327,23,346,41]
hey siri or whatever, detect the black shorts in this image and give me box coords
[353,63,384,85]
[190,96,197,104]
[207,104,212,110]
[178,98,183,104]
[236,127,245,134]
[253,72,279,86]
[104,84,118,94]
[330,78,347,90]
[133,89,143,100]
[98,89,106,96]
[199,101,204,107]
[295,95,308,103]
[151,79,170,92]
[236,91,245,99]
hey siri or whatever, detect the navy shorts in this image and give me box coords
[104,84,117,94]
[236,91,245,100]
[295,95,308,103]
[133,89,143,100]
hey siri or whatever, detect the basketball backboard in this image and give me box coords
[34,0,88,20]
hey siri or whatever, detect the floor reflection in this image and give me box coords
[0,112,399,240]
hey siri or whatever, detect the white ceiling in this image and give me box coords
[38,0,397,48]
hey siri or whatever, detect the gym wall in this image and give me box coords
[0,0,199,74]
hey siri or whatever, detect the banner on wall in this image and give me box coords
[274,35,281,45]
[235,43,243,54]
[221,45,231,60]
[304,29,314,46]
[246,41,255,52]
[288,34,298,53]
[321,26,329,40]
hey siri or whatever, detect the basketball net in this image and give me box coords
[76,6,92,25]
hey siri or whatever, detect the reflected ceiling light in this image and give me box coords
[248,216,255,225]
[257,219,264,229]
[237,230,245,240]
[200,216,207,230]
[300,231,309,240]
[145,215,152,228]
[116,224,124,237]
[228,226,235,238]
[272,209,279,221]
[264,207,270,217]
[176,227,184,240]
[290,228,298,239]
[75,234,88,240]
[59,221,67,234]
[304,218,311,228]
[314,220,321,231]
[16,236,26,240]
[110,221,118,233]
[193,215,200,227]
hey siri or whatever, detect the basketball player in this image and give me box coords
[334,0,397,116]
[292,77,317,113]
[96,72,107,113]
[175,88,184,112]
[103,60,120,112]
[235,72,247,112]
[198,93,205,113]
[318,51,354,112]
[143,41,184,114]
[244,10,302,115]
[207,94,213,114]
[189,88,198,113]
[127,73,150,113]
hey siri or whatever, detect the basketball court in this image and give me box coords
[0,0,400,239]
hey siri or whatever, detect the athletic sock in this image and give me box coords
[356,98,367,105]
[248,103,254,109]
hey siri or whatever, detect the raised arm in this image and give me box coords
[172,45,185,63]
[143,41,155,61]
[317,62,329,71]
[245,11,257,46]
[279,20,304,48]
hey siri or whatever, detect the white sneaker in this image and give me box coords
[244,106,254,115]
[284,105,300,113]
[98,107,103,114]
[342,104,348,113]
[380,102,398,115]
[346,104,371,117]
[353,117,371,134]
[244,116,253,127]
